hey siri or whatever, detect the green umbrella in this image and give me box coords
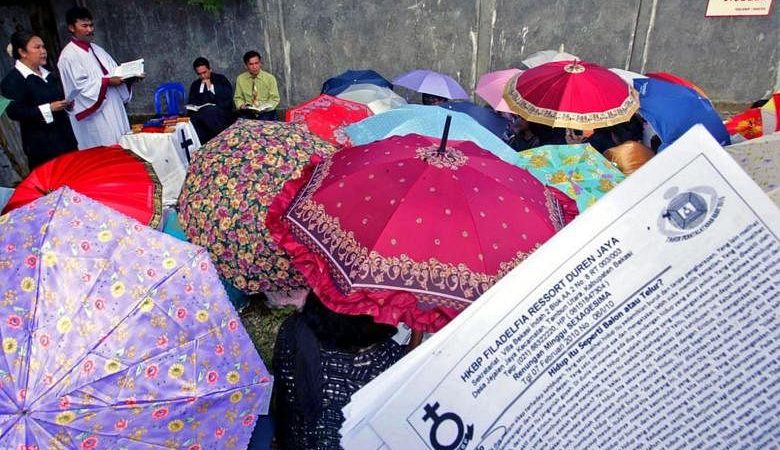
[517,144,625,211]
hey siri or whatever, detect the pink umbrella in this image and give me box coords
[267,131,578,332]
[475,68,523,113]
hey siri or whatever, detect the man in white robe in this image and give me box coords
[57,6,133,149]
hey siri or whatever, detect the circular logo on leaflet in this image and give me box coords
[665,191,708,230]
[657,186,723,242]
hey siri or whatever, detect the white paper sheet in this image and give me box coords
[343,126,780,449]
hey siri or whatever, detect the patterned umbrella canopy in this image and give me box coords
[517,144,625,211]
[504,60,639,130]
[2,146,162,227]
[267,134,577,332]
[0,187,272,449]
[178,119,338,294]
[286,94,373,146]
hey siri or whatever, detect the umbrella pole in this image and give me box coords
[437,115,452,154]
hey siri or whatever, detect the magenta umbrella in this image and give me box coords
[475,68,523,113]
[392,69,469,100]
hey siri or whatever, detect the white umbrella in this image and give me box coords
[609,68,647,86]
[337,83,407,114]
[520,49,579,69]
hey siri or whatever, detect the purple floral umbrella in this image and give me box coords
[0,187,272,449]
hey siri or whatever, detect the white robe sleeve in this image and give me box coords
[58,47,108,119]
[92,45,131,103]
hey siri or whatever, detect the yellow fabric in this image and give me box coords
[603,141,655,175]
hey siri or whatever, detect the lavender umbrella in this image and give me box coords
[392,69,469,100]
[0,187,272,449]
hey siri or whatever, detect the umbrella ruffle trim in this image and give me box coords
[544,186,580,229]
[286,157,544,302]
[267,162,458,332]
[503,74,640,130]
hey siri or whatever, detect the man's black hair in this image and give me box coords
[192,56,210,71]
[242,50,261,65]
[65,6,92,26]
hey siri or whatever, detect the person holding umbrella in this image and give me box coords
[273,292,404,450]
[587,115,655,175]
[504,113,539,151]
[1,30,77,170]
[422,92,447,105]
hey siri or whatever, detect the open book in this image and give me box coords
[112,59,144,79]
[185,103,216,112]
[243,101,276,112]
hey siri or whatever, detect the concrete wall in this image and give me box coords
[16,0,780,113]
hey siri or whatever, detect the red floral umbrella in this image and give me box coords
[286,94,373,146]
[2,146,162,227]
[267,132,577,332]
[504,60,639,130]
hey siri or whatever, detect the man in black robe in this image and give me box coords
[187,57,233,143]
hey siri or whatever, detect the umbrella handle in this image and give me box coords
[408,330,424,351]
[437,115,452,154]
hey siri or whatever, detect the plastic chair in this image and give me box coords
[154,82,186,116]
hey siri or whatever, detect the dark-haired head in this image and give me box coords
[65,6,92,26]
[192,56,210,71]
[9,30,37,61]
[751,98,769,109]
[422,93,447,105]
[527,122,567,146]
[588,114,645,152]
[65,7,94,43]
[242,50,261,65]
[301,292,397,351]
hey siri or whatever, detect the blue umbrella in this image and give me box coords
[438,101,508,138]
[345,104,521,166]
[634,78,729,151]
[322,69,393,96]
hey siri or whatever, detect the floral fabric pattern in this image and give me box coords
[286,94,372,146]
[0,187,272,449]
[178,119,338,294]
[517,144,625,211]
